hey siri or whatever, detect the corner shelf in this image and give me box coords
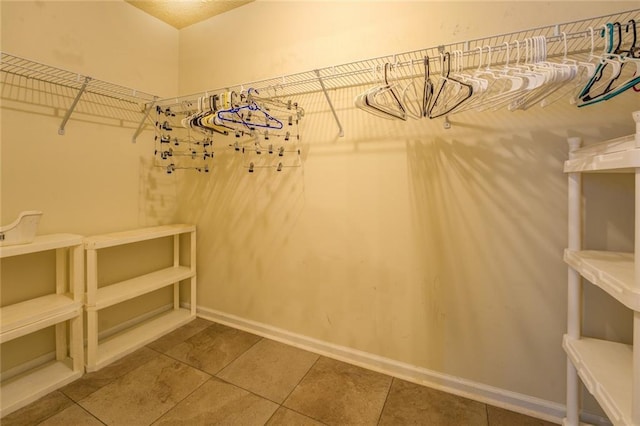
[0,234,84,418]
[84,224,196,372]
[563,110,640,426]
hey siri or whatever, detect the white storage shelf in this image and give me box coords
[563,250,637,311]
[0,234,84,418]
[84,224,196,372]
[564,110,640,426]
[564,134,640,173]
[563,336,632,426]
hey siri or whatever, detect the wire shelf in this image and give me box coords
[159,8,639,106]
[0,52,157,129]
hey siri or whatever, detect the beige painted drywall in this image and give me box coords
[0,1,180,372]
[0,0,638,419]
[175,0,639,413]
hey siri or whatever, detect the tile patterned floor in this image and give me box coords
[2,318,559,425]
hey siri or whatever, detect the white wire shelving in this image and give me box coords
[0,52,157,140]
[0,9,638,139]
[155,8,639,136]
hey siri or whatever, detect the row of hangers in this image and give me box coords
[356,19,639,120]
[153,89,304,174]
[176,88,304,138]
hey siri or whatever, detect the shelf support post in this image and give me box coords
[314,69,344,137]
[132,98,157,143]
[566,136,583,426]
[59,76,91,135]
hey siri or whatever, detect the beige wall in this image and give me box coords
[0,0,638,419]
[0,1,179,371]
[176,0,638,412]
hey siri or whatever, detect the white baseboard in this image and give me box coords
[197,306,611,426]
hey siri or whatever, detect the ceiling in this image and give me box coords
[125,0,254,29]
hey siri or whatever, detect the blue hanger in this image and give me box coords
[216,88,284,130]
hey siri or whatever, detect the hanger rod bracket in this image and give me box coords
[58,76,91,136]
[314,69,344,138]
[132,99,157,143]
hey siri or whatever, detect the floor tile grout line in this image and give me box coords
[149,372,213,426]
[279,354,322,406]
[274,355,329,425]
[375,376,395,426]
[77,401,108,426]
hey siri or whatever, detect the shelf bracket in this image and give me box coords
[132,98,157,144]
[59,76,91,136]
[314,69,344,138]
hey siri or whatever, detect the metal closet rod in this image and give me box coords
[154,8,639,107]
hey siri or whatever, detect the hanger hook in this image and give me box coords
[626,19,637,55]
[475,46,483,71]
[483,45,492,70]
[587,27,595,58]
[503,41,511,67]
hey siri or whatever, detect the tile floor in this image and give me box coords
[3,318,558,425]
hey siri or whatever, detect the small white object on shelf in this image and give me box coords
[0,211,43,247]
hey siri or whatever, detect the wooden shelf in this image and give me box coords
[88,308,193,372]
[563,336,632,426]
[564,134,640,173]
[0,294,81,343]
[84,224,195,250]
[564,250,637,311]
[0,359,83,417]
[90,266,194,310]
[0,234,83,258]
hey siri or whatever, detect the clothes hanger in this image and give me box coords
[422,56,434,117]
[540,30,599,107]
[428,51,473,119]
[510,35,579,110]
[216,88,285,130]
[355,62,407,120]
[577,23,623,104]
[579,21,640,106]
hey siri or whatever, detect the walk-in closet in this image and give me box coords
[1,2,639,425]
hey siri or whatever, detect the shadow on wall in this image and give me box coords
[175,141,306,287]
[0,72,148,130]
[405,98,636,388]
[138,155,180,226]
[406,125,568,383]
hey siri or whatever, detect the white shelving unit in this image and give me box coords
[84,224,196,372]
[0,234,84,418]
[564,111,640,426]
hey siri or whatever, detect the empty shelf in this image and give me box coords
[89,266,194,310]
[84,224,195,249]
[563,335,632,426]
[0,358,82,417]
[564,250,637,310]
[564,134,640,173]
[88,308,194,372]
[0,234,83,258]
[0,294,82,343]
